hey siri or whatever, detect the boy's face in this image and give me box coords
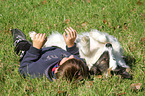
[55,55,87,81]
[54,55,75,74]
[59,55,75,65]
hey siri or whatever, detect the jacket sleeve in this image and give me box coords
[66,43,80,57]
[19,46,42,70]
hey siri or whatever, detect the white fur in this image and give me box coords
[29,30,129,71]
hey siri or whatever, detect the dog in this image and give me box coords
[29,29,132,79]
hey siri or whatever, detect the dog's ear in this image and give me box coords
[90,66,101,75]
[95,51,109,72]
[121,71,132,79]
[113,67,132,79]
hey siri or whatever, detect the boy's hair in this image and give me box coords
[56,58,88,82]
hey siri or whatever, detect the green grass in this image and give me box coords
[0,0,145,95]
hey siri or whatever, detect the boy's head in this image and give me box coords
[55,57,88,82]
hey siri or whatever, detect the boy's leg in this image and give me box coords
[11,29,32,61]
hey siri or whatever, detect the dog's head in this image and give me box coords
[90,43,112,75]
[90,43,132,79]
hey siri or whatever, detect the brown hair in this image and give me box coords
[56,58,88,82]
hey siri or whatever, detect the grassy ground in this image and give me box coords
[0,0,144,95]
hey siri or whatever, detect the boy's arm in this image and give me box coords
[19,33,47,70]
[66,43,80,56]
[33,33,47,49]
[63,27,80,56]
[19,46,42,68]
[63,27,77,48]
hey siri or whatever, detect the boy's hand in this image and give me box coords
[33,33,47,49]
[63,27,77,48]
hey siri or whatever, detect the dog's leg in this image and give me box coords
[78,36,91,56]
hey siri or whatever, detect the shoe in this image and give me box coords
[11,29,26,46]
[11,29,31,55]
[15,40,31,54]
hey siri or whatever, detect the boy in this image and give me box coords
[11,27,88,82]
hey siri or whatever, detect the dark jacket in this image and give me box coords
[19,44,86,82]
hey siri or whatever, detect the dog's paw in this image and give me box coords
[90,31,109,43]
[78,36,91,56]
[80,36,90,46]
[29,31,37,40]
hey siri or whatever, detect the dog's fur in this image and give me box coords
[29,29,131,78]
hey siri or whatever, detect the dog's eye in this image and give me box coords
[103,58,107,61]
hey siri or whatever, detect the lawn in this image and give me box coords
[0,0,144,95]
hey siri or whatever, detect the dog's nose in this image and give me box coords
[106,43,112,48]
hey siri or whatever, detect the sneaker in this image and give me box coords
[14,40,31,54]
[11,29,26,46]
[11,29,31,55]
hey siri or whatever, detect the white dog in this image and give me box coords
[29,29,131,78]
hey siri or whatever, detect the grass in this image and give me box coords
[0,0,145,95]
